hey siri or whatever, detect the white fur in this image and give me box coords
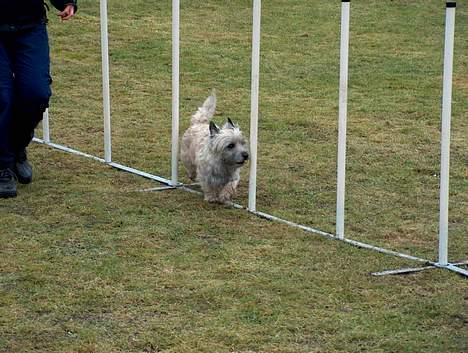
[180,92,249,203]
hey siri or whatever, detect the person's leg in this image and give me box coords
[11,23,52,183]
[0,35,17,198]
[0,36,15,170]
[12,23,52,148]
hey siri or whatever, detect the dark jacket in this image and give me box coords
[0,0,78,31]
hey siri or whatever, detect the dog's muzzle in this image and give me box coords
[237,152,249,165]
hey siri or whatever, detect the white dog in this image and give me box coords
[180,92,249,203]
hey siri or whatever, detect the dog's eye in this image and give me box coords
[227,143,235,149]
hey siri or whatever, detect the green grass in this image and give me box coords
[1,0,467,352]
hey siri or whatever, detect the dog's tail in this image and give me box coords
[190,90,216,125]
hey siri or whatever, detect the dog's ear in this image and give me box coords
[226,117,236,129]
[209,121,220,137]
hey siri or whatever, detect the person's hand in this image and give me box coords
[58,4,75,21]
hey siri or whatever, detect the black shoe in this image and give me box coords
[0,168,17,198]
[15,149,32,184]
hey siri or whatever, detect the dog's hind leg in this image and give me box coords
[186,165,197,181]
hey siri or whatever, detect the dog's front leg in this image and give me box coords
[218,180,238,203]
[202,185,222,203]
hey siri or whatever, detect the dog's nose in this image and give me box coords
[242,152,249,160]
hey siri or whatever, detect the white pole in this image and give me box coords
[438,2,456,266]
[248,0,261,212]
[100,0,112,163]
[336,0,350,240]
[42,109,50,143]
[171,0,180,186]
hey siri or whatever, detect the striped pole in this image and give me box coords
[171,0,180,186]
[336,0,350,240]
[42,109,50,143]
[248,0,262,212]
[438,2,456,266]
[100,0,112,163]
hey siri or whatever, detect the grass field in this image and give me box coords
[1,0,467,352]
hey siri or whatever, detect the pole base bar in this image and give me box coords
[137,182,200,193]
[137,186,177,192]
[34,139,466,279]
[108,162,176,186]
[33,138,179,186]
[372,260,468,277]
[33,138,106,163]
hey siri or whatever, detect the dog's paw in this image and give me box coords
[204,193,221,203]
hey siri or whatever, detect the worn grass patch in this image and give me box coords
[1,0,467,352]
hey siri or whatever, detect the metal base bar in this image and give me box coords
[436,262,468,277]
[138,186,177,192]
[33,138,106,163]
[33,138,466,278]
[33,138,176,185]
[343,238,430,264]
[372,260,468,277]
[109,162,174,185]
[372,266,437,276]
[139,182,200,193]
[178,187,436,266]
[249,210,436,265]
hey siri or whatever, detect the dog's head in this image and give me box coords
[209,118,249,167]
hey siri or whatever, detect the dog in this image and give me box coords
[180,92,249,203]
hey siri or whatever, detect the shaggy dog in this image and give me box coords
[180,92,249,203]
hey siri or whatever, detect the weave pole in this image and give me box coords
[99,0,112,163]
[42,109,50,143]
[372,1,466,277]
[438,2,456,267]
[171,0,180,186]
[336,0,350,240]
[248,0,262,212]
